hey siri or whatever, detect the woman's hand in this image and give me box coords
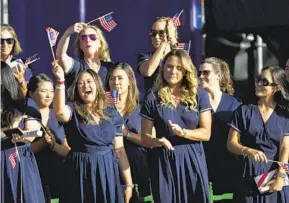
[166,20,177,45]
[124,186,133,203]
[11,115,28,128]
[66,22,86,35]
[44,128,57,149]
[246,148,268,163]
[12,134,30,144]
[266,176,284,192]
[158,137,174,150]
[168,120,184,137]
[52,60,65,81]
[12,64,26,84]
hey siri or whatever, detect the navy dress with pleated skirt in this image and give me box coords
[140,88,211,203]
[203,93,242,197]
[34,109,66,199]
[123,105,152,199]
[1,98,45,203]
[59,103,124,203]
[229,104,289,203]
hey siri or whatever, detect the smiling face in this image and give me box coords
[151,21,167,49]
[254,69,278,98]
[198,63,220,90]
[1,30,14,58]
[163,55,186,87]
[32,81,54,108]
[79,27,101,57]
[77,72,97,104]
[109,68,130,95]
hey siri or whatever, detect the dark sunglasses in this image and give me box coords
[149,30,166,37]
[198,70,210,77]
[254,75,277,86]
[80,34,97,41]
[1,38,15,45]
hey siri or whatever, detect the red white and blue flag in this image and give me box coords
[176,41,191,53]
[106,91,118,104]
[99,14,117,32]
[46,27,59,47]
[24,54,40,66]
[282,163,289,174]
[172,10,183,27]
[8,151,18,169]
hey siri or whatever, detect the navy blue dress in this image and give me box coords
[229,104,289,203]
[1,98,45,203]
[203,93,242,196]
[34,109,66,199]
[137,52,159,93]
[140,88,211,203]
[65,58,114,88]
[60,103,124,203]
[122,105,152,199]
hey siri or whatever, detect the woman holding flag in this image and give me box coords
[106,62,152,202]
[227,65,289,202]
[56,23,114,88]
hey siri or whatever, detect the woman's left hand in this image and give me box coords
[168,120,184,137]
[12,64,26,84]
[266,177,284,192]
[124,186,133,203]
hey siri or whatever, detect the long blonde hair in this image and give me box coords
[201,57,234,95]
[105,62,140,114]
[68,69,108,124]
[74,25,111,62]
[153,49,198,110]
[0,24,22,56]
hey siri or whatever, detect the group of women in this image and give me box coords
[1,15,289,203]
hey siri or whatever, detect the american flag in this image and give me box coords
[8,151,18,169]
[99,14,117,32]
[172,11,182,27]
[176,41,191,53]
[24,54,40,66]
[106,91,118,104]
[46,27,59,47]
[254,170,276,193]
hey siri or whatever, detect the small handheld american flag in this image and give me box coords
[106,90,118,104]
[176,41,191,54]
[282,163,289,174]
[8,151,18,169]
[172,10,183,27]
[46,27,59,47]
[24,54,40,66]
[99,14,117,32]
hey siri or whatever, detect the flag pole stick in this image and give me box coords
[86,11,114,24]
[188,40,192,54]
[25,58,40,66]
[47,30,56,61]
[268,159,287,165]
[177,9,184,18]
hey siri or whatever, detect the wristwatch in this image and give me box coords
[126,131,132,139]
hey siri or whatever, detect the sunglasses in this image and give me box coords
[254,75,277,86]
[80,34,97,41]
[198,70,210,77]
[1,38,15,45]
[149,30,166,37]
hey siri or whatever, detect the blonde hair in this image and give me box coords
[74,25,111,62]
[152,16,178,42]
[68,69,108,124]
[105,62,140,114]
[153,49,198,111]
[201,57,234,95]
[0,24,22,56]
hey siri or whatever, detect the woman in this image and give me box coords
[106,62,152,202]
[52,61,133,203]
[56,23,114,88]
[1,24,33,83]
[1,62,45,203]
[140,49,212,203]
[27,74,71,201]
[227,65,289,202]
[138,17,178,93]
[199,57,242,200]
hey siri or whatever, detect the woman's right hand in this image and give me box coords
[246,148,268,163]
[159,137,174,150]
[52,60,65,81]
[11,115,28,128]
[66,22,86,34]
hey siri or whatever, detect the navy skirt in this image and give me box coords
[1,144,45,203]
[148,144,210,203]
[59,149,123,203]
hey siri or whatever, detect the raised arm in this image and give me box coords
[52,61,71,122]
[56,23,86,73]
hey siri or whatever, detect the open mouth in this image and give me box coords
[84,90,92,96]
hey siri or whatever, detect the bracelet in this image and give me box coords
[125,184,134,189]
[57,80,65,85]
[181,129,187,137]
[126,131,132,139]
[56,84,65,90]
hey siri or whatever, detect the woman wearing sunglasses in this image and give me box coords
[227,65,289,203]
[198,57,242,202]
[141,50,212,203]
[1,24,33,96]
[106,63,152,202]
[56,23,113,88]
[138,17,178,94]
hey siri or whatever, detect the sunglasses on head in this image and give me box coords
[198,70,210,77]
[149,30,166,37]
[254,75,277,86]
[1,38,15,45]
[80,34,97,41]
